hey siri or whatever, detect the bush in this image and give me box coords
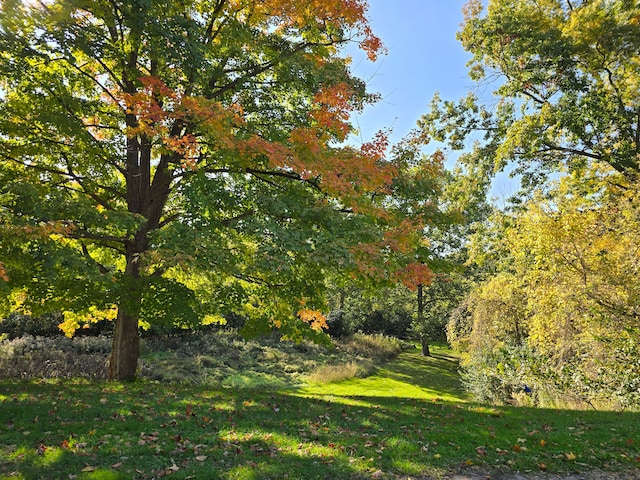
[0,335,111,380]
[358,309,413,338]
[0,312,63,339]
[325,310,350,338]
[459,337,640,410]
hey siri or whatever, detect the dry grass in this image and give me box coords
[308,360,374,384]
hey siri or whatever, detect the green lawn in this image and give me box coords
[1,344,639,479]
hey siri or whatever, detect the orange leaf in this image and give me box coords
[297,309,328,331]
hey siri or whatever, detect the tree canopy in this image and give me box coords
[0,0,441,379]
[421,0,640,193]
[430,0,640,408]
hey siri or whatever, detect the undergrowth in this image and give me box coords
[0,331,407,388]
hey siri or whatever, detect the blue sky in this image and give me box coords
[348,0,473,145]
[347,0,518,202]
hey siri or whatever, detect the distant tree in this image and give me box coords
[0,0,440,380]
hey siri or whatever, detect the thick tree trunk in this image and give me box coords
[108,308,140,380]
[108,239,144,381]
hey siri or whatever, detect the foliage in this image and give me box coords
[0,0,446,379]
[412,273,472,343]
[0,312,64,339]
[324,310,350,339]
[335,285,415,338]
[453,167,640,409]
[419,0,640,195]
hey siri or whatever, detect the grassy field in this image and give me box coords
[1,343,639,479]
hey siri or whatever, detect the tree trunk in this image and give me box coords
[417,283,430,356]
[421,335,431,357]
[108,240,144,381]
[108,308,140,381]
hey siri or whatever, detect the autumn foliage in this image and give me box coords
[0,0,441,379]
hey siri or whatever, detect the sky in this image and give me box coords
[347,0,474,146]
[346,0,519,202]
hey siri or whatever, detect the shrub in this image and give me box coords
[0,312,63,339]
[325,310,350,338]
[358,309,413,338]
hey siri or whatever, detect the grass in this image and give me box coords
[1,343,639,479]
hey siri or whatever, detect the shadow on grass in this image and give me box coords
[1,348,639,479]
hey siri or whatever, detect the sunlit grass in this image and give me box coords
[0,343,638,479]
[301,343,470,403]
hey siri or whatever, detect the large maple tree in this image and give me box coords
[0,1,439,380]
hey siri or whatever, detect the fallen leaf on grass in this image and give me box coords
[111,462,122,469]
[81,466,97,472]
[565,452,577,461]
[195,455,207,461]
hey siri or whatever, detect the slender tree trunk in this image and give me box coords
[108,308,140,380]
[417,283,431,356]
[421,335,431,357]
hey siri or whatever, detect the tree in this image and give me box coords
[406,151,490,357]
[414,0,640,406]
[0,0,434,380]
[453,166,640,407]
[420,0,640,194]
